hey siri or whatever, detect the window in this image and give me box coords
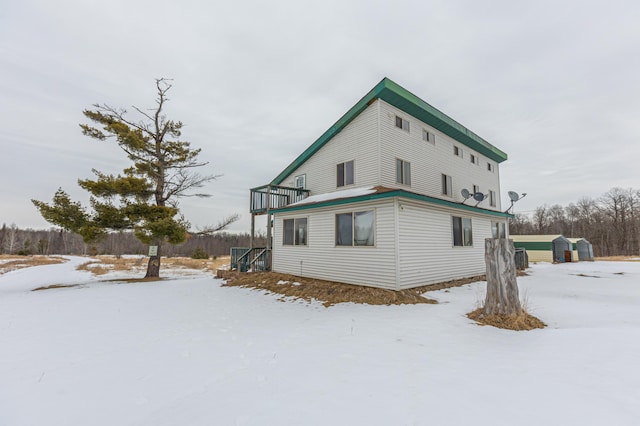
[454,146,462,158]
[294,174,306,189]
[337,160,354,187]
[452,216,473,247]
[470,154,478,164]
[441,174,452,196]
[492,221,506,239]
[336,210,374,246]
[487,162,494,172]
[489,190,496,207]
[422,129,435,143]
[396,159,411,186]
[473,185,479,195]
[395,116,410,132]
[283,218,307,246]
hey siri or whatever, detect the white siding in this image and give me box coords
[378,100,503,211]
[396,200,496,289]
[272,199,397,290]
[279,102,380,195]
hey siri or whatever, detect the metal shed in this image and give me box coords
[510,235,574,263]
[568,238,594,261]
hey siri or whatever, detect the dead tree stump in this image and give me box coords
[484,238,522,316]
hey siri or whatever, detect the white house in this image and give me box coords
[247,77,511,290]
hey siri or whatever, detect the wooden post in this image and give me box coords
[484,238,522,316]
[265,185,272,271]
[250,213,255,250]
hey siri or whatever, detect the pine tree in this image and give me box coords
[32,79,236,277]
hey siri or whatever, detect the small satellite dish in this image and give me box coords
[508,191,520,202]
[461,188,471,199]
[473,192,486,202]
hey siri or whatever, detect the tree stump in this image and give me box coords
[484,238,522,316]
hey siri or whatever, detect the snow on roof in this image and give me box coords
[289,186,377,207]
[510,234,566,242]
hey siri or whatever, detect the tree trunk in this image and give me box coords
[145,241,162,278]
[484,238,522,316]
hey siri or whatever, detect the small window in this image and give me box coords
[487,162,494,172]
[422,129,435,143]
[491,221,506,239]
[336,211,374,246]
[337,160,354,187]
[396,159,411,186]
[452,216,473,247]
[283,218,307,246]
[294,174,306,189]
[454,146,462,158]
[441,174,452,196]
[473,185,479,195]
[395,116,410,132]
[470,154,478,164]
[489,190,496,207]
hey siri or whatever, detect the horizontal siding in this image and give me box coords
[526,250,554,263]
[278,102,379,195]
[397,200,501,289]
[379,100,502,211]
[272,199,397,290]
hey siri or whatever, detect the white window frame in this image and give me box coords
[487,162,494,172]
[335,210,375,247]
[422,128,435,144]
[395,115,410,132]
[489,190,496,207]
[473,184,480,195]
[396,158,411,186]
[491,221,506,239]
[294,174,306,189]
[442,173,452,197]
[337,160,354,188]
[454,146,463,158]
[283,217,308,246]
[452,216,473,247]
[470,154,478,165]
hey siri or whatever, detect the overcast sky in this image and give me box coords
[2,0,639,234]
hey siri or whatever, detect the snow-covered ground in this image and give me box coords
[1,258,639,426]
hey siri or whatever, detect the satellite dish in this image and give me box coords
[508,191,520,202]
[461,188,471,199]
[473,192,486,202]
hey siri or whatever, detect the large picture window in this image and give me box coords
[336,210,374,246]
[283,218,307,246]
[452,216,473,247]
[337,160,354,187]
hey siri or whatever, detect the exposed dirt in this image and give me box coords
[467,308,546,331]
[0,255,67,275]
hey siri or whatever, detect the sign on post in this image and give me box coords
[148,245,158,257]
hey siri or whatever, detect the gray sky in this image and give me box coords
[2,0,639,233]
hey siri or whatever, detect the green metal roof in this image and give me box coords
[273,188,513,218]
[271,77,508,185]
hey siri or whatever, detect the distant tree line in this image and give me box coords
[0,224,265,258]
[509,187,640,257]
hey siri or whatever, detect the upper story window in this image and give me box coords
[454,146,463,158]
[336,210,375,246]
[470,154,478,165]
[422,129,435,144]
[487,162,494,172]
[489,190,496,207]
[395,116,410,132]
[337,160,354,187]
[283,218,307,246]
[473,184,480,194]
[452,216,473,247]
[442,174,452,197]
[396,159,411,186]
[294,174,306,189]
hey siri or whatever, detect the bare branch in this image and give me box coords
[193,213,240,235]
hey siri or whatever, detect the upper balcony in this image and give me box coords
[250,184,310,215]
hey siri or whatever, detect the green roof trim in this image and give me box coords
[273,189,513,218]
[271,77,508,185]
[513,241,553,251]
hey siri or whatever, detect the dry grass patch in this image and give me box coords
[32,283,82,291]
[596,256,640,262]
[467,308,546,331]
[76,255,230,276]
[0,255,67,275]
